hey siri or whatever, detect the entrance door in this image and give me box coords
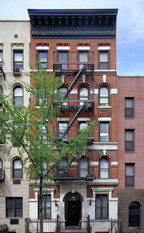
[65,193,81,227]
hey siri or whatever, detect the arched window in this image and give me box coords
[79,86,89,105]
[99,86,109,105]
[12,158,23,178]
[100,158,109,178]
[13,86,23,106]
[129,202,141,227]
[79,157,89,178]
[0,159,2,178]
[59,85,68,106]
[58,159,67,177]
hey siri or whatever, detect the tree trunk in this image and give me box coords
[39,175,43,233]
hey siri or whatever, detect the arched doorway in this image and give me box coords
[65,193,82,227]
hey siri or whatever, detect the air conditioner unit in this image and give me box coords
[13,67,21,76]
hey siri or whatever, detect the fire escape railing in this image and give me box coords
[0,66,5,79]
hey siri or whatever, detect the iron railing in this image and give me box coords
[25,218,57,233]
[56,215,61,233]
[53,51,94,72]
[53,165,94,180]
[87,215,91,233]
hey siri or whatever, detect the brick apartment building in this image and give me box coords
[0,8,144,233]
[118,76,144,233]
[28,9,119,233]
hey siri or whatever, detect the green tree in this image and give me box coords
[0,64,96,233]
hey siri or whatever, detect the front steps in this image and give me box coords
[60,227,87,233]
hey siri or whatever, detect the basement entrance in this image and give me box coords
[65,193,81,227]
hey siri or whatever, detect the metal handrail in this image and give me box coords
[56,215,61,233]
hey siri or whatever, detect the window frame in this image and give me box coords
[99,86,109,106]
[0,159,3,178]
[6,197,23,218]
[79,157,89,178]
[125,129,135,152]
[99,158,110,179]
[99,122,110,142]
[78,50,89,69]
[125,163,135,187]
[79,85,89,106]
[12,158,23,179]
[58,51,68,70]
[58,122,68,138]
[38,50,48,69]
[129,202,141,227]
[58,85,68,106]
[95,194,108,219]
[125,97,134,118]
[13,50,23,69]
[99,51,109,70]
[38,195,51,219]
[13,85,23,106]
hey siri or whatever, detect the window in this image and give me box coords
[38,195,51,219]
[125,164,134,187]
[99,122,109,142]
[58,122,68,138]
[39,124,47,143]
[129,202,141,227]
[0,159,2,178]
[95,194,108,219]
[38,51,48,69]
[58,51,68,69]
[58,86,68,106]
[79,122,88,134]
[0,123,4,144]
[13,86,23,106]
[125,98,134,118]
[13,50,23,68]
[0,50,3,68]
[79,86,89,105]
[79,157,89,178]
[58,159,67,176]
[79,51,88,69]
[37,88,48,106]
[99,51,109,69]
[99,86,109,105]
[12,158,23,178]
[6,197,23,217]
[100,158,109,179]
[125,130,134,152]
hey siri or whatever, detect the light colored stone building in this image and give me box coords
[0,20,30,233]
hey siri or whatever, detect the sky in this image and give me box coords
[1,0,144,76]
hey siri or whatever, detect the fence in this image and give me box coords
[25,218,56,233]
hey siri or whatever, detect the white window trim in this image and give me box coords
[57,118,70,122]
[77,47,90,50]
[56,47,70,50]
[110,89,118,95]
[98,117,111,121]
[77,118,90,122]
[36,47,49,50]
[97,46,111,51]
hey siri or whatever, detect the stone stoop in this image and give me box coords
[60,230,87,233]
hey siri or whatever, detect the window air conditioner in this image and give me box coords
[13,67,21,76]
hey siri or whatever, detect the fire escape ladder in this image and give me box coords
[62,104,85,138]
[64,65,86,98]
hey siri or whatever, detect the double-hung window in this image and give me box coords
[13,50,23,68]
[99,122,109,142]
[129,202,141,227]
[99,51,109,69]
[125,98,134,118]
[79,157,89,178]
[58,51,68,70]
[0,50,3,68]
[38,51,48,69]
[125,164,135,187]
[58,122,68,138]
[125,130,134,152]
[13,86,23,106]
[79,51,88,69]
[79,86,89,105]
[95,194,108,219]
[0,159,2,178]
[99,86,109,105]
[12,158,23,179]
[6,197,23,217]
[100,158,109,178]
[38,195,51,219]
